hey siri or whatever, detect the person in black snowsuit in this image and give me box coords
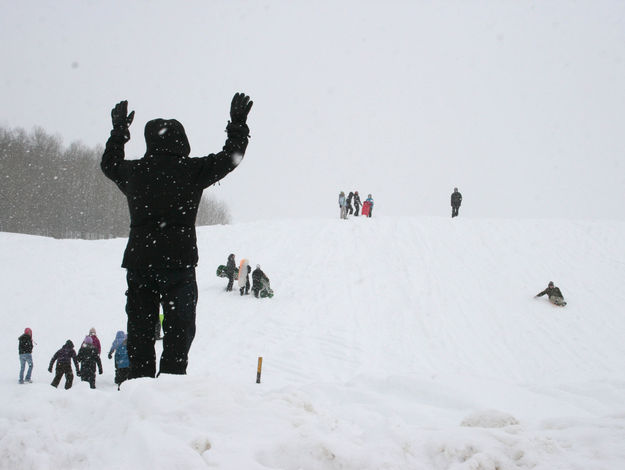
[535,281,566,306]
[101,93,253,379]
[346,192,354,215]
[77,336,103,389]
[49,340,79,389]
[451,187,462,218]
[252,265,270,298]
[353,191,362,216]
[225,253,236,292]
[240,263,251,296]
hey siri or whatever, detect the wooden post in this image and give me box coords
[256,357,263,384]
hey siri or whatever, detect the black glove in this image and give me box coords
[76,370,80,377]
[48,367,52,373]
[111,100,135,130]
[99,369,103,375]
[230,92,253,124]
[108,352,113,360]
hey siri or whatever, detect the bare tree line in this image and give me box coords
[0,126,231,239]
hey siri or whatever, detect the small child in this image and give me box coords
[49,340,79,389]
[108,331,130,390]
[77,336,103,389]
[18,328,34,384]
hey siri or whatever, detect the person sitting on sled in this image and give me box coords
[535,281,566,306]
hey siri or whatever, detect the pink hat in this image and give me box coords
[24,328,32,336]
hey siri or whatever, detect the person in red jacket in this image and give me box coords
[88,327,101,355]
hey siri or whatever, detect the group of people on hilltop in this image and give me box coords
[18,327,131,390]
[339,191,374,219]
[224,254,271,298]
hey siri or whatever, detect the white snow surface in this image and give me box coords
[2,216,625,469]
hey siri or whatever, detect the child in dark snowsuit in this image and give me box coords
[77,336,103,389]
[252,265,270,298]
[226,253,236,292]
[49,340,79,389]
[108,331,130,390]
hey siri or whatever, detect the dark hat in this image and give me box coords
[65,340,74,348]
[548,281,554,287]
[144,118,191,157]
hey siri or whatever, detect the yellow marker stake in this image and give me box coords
[256,357,263,384]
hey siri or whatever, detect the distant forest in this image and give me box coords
[0,126,230,239]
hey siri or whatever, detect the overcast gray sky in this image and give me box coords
[2,1,624,222]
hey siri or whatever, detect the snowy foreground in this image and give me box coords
[2,216,625,470]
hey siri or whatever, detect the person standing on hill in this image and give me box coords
[18,328,34,384]
[100,93,253,379]
[49,340,79,389]
[353,191,362,216]
[451,187,462,218]
[364,194,374,217]
[225,253,237,292]
[339,191,347,219]
[535,281,567,306]
[346,191,354,215]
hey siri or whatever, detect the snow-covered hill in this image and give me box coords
[2,216,625,469]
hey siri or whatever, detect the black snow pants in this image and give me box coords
[452,205,460,217]
[126,267,198,378]
[51,363,74,389]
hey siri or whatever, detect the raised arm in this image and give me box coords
[101,100,135,192]
[195,93,253,188]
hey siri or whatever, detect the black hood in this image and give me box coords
[144,118,191,157]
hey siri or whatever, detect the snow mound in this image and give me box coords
[461,409,520,428]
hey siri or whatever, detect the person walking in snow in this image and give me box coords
[535,281,567,306]
[451,187,462,218]
[252,265,270,298]
[225,253,237,292]
[87,327,101,355]
[339,191,347,219]
[100,93,253,378]
[18,328,34,384]
[353,191,362,216]
[49,340,79,389]
[77,336,103,389]
[108,331,130,390]
[346,191,354,216]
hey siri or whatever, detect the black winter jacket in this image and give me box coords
[18,334,33,354]
[77,345,103,380]
[451,191,462,207]
[536,286,564,299]
[49,342,79,371]
[252,267,269,289]
[101,120,250,269]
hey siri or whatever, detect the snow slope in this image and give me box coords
[2,216,625,469]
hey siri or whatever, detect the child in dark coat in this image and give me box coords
[108,331,130,390]
[77,336,103,389]
[49,340,80,389]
